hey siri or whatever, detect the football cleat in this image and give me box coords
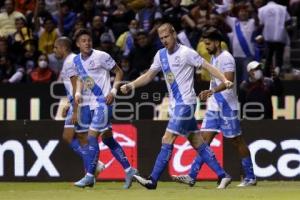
[217,174,232,189]
[123,168,139,189]
[74,175,95,188]
[171,175,195,187]
[237,178,257,187]
[133,175,157,190]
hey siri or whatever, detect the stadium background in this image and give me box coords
[0,0,300,185]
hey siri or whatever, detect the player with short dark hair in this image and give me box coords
[72,29,138,189]
[172,28,257,187]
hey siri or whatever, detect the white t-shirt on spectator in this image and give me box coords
[258,1,290,44]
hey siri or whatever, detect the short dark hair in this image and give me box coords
[74,28,92,42]
[202,27,224,42]
[56,36,72,51]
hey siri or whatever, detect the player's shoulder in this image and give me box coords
[64,53,77,66]
[220,50,234,60]
[92,49,109,57]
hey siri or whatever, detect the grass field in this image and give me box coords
[0,181,300,200]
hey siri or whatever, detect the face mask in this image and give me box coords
[253,69,263,80]
[38,60,48,69]
[129,28,137,34]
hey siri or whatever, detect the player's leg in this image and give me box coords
[220,110,256,187]
[101,129,138,189]
[134,130,177,189]
[230,135,256,187]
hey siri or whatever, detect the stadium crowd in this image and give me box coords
[0,0,298,88]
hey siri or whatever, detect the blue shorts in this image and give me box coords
[89,103,112,133]
[64,105,91,133]
[167,104,199,136]
[201,110,241,138]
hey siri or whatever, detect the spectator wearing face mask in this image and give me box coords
[239,61,282,119]
[29,53,56,83]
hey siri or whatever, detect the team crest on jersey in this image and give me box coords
[166,72,175,84]
[83,76,95,90]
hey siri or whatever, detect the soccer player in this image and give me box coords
[53,37,105,178]
[120,23,233,189]
[72,29,138,189]
[172,28,257,187]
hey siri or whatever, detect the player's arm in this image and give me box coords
[120,69,159,94]
[201,60,233,89]
[106,65,124,105]
[70,76,82,124]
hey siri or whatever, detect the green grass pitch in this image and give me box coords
[0,181,299,200]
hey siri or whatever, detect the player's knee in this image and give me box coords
[62,133,73,144]
[101,130,113,139]
[76,133,88,145]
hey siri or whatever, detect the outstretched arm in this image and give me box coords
[201,60,233,88]
[120,69,159,94]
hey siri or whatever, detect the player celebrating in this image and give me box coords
[72,29,138,189]
[172,28,257,187]
[53,37,105,178]
[121,23,233,189]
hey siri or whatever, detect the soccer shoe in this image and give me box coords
[217,174,232,189]
[123,168,139,189]
[133,175,157,190]
[171,175,195,187]
[237,178,257,187]
[74,175,95,188]
[94,161,105,177]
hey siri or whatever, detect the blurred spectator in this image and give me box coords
[27,0,53,33]
[44,0,57,16]
[9,17,33,57]
[69,17,86,43]
[226,4,258,86]
[116,19,138,56]
[29,53,55,83]
[97,32,122,64]
[54,0,77,36]
[163,0,195,32]
[128,30,156,78]
[289,0,300,29]
[77,0,101,28]
[20,39,41,76]
[258,0,291,77]
[120,55,135,81]
[106,1,135,38]
[38,16,61,55]
[135,0,162,32]
[0,37,9,57]
[91,15,115,49]
[239,60,282,119]
[190,0,213,31]
[0,55,25,83]
[0,0,26,37]
[15,0,36,16]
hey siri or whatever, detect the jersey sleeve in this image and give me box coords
[221,54,235,72]
[100,52,116,70]
[149,51,161,72]
[65,60,78,78]
[186,48,204,69]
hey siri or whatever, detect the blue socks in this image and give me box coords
[241,157,255,179]
[70,138,92,172]
[197,143,225,178]
[189,155,204,180]
[87,135,100,175]
[70,138,81,156]
[150,143,173,183]
[103,136,130,170]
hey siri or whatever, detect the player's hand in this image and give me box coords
[62,104,70,118]
[120,83,132,94]
[75,92,82,105]
[71,111,78,125]
[224,80,234,89]
[199,90,213,101]
[106,93,115,105]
